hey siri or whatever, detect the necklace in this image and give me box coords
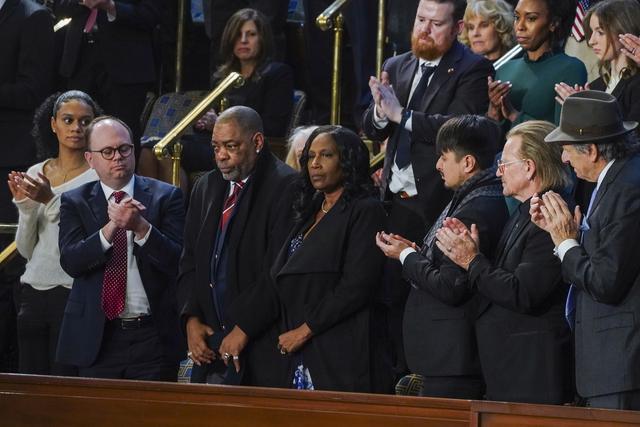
[321,198,330,214]
[52,159,86,184]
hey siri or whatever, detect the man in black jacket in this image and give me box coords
[363,0,493,378]
[178,106,295,386]
[376,115,508,398]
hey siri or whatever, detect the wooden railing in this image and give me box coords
[1,374,640,427]
[0,374,470,427]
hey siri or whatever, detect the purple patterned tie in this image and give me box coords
[102,191,127,320]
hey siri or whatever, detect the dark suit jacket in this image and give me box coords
[238,195,387,392]
[56,176,185,367]
[562,155,640,398]
[177,148,296,387]
[0,0,54,167]
[362,41,494,223]
[54,0,163,84]
[402,171,508,379]
[468,200,572,404]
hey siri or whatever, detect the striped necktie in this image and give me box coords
[220,181,244,230]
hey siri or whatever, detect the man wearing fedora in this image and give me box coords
[530,90,640,410]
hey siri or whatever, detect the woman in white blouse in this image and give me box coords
[8,90,101,375]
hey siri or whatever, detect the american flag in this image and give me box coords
[571,0,591,42]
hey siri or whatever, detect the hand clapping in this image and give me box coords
[435,217,480,270]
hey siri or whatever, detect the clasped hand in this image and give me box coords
[369,72,403,123]
[530,191,581,246]
[435,218,480,270]
[487,77,518,122]
[7,171,54,204]
[107,197,149,238]
[375,231,420,260]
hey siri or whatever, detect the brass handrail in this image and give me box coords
[316,0,350,125]
[369,151,385,170]
[315,0,349,31]
[376,0,386,76]
[153,72,245,186]
[0,242,17,270]
[175,0,186,92]
[494,45,523,70]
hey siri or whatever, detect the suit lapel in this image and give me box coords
[88,181,108,227]
[496,206,529,264]
[588,159,627,220]
[397,56,419,105]
[417,42,463,112]
[132,175,152,222]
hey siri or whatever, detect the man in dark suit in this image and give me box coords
[53,0,165,150]
[0,0,54,372]
[532,91,640,410]
[57,116,185,380]
[362,0,493,380]
[376,115,508,398]
[178,106,295,386]
[438,120,573,404]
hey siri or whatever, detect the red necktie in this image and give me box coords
[83,8,98,33]
[220,182,244,230]
[102,191,127,320]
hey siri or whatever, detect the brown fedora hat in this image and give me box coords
[545,90,637,145]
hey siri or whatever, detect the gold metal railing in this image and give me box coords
[0,224,18,270]
[175,0,187,92]
[376,0,386,76]
[153,72,245,186]
[316,0,350,125]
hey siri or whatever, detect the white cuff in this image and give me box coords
[99,228,112,251]
[134,224,152,246]
[556,239,580,261]
[373,105,389,129]
[399,247,417,265]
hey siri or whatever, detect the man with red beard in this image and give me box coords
[363,0,494,383]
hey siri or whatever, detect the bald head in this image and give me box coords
[215,106,264,139]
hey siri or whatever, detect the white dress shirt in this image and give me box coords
[98,176,152,317]
[556,160,615,261]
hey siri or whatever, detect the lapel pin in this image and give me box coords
[448,68,454,74]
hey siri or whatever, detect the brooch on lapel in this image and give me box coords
[447,68,455,74]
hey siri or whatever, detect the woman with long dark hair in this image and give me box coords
[8,90,101,375]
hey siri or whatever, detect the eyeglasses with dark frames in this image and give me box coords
[88,144,134,160]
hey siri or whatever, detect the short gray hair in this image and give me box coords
[574,132,640,161]
[216,105,263,137]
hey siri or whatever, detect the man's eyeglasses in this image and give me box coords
[88,144,134,160]
[496,158,527,173]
